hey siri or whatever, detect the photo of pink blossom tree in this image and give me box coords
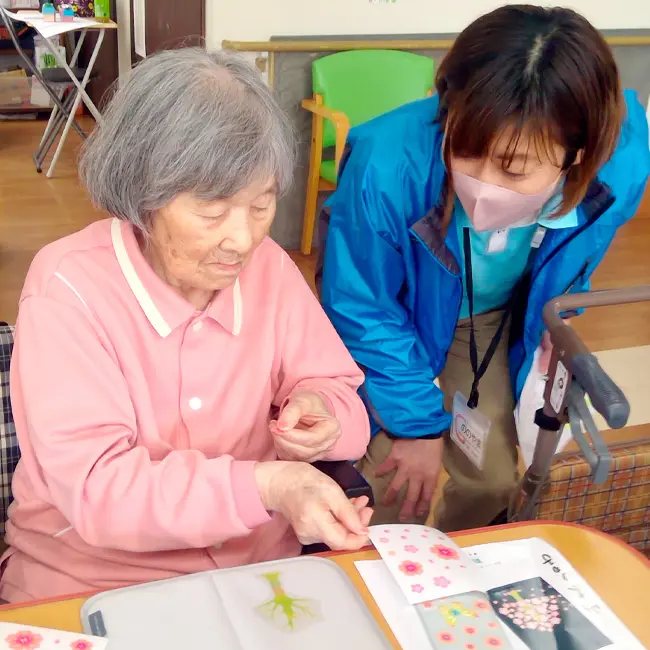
[488,578,611,650]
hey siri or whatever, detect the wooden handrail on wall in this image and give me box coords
[223,34,650,53]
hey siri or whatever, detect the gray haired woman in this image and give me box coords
[0,48,372,603]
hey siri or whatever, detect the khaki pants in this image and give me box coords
[357,310,519,532]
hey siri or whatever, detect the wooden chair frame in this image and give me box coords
[300,93,350,256]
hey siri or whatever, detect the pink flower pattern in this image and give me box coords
[437,631,455,644]
[398,560,423,576]
[411,584,424,594]
[431,544,460,561]
[379,537,389,544]
[404,545,419,553]
[497,594,562,633]
[433,575,451,588]
[5,631,43,650]
[70,642,93,650]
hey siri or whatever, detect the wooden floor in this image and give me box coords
[1,117,649,351]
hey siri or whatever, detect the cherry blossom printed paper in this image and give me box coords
[368,524,479,604]
[488,577,611,650]
[0,622,107,650]
[416,591,514,649]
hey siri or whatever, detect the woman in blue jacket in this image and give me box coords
[319,5,650,531]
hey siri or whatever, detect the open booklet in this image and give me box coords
[358,524,644,650]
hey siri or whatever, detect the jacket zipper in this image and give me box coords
[565,260,590,295]
[530,194,614,288]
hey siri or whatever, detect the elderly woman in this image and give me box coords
[0,49,372,603]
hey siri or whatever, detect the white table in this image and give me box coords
[6,10,117,176]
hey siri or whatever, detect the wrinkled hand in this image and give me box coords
[255,461,373,550]
[270,391,341,463]
[539,319,571,375]
[376,437,443,523]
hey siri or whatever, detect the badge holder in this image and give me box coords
[451,392,491,471]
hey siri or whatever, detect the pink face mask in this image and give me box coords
[452,170,559,232]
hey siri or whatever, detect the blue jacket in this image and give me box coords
[319,92,650,439]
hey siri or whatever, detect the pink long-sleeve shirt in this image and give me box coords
[0,218,369,603]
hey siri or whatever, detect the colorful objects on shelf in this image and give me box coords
[58,4,75,21]
[93,0,110,22]
[55,0,95,18]
[41,2,56,21]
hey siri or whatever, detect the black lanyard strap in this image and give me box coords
[462,227,541,410]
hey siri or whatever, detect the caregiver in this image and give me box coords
[319,5,650,531]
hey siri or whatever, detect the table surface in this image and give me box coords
[0,522,648,648]
[13,11,118,30]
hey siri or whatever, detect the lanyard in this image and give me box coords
[462,227,543,410]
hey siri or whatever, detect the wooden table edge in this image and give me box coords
[0,521,647,649]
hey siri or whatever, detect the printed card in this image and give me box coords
[488,577,612,650]
[369,524,479,604]
[0,622,107,650]
[416,591,514,649]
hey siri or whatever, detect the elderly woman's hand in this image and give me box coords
[270,392,342,463]
[255,461,373,551]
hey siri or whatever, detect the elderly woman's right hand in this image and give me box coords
[254,462,373,551]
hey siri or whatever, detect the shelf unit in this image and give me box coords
[0,6,51,114]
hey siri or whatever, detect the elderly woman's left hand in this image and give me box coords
[270,392,342,462]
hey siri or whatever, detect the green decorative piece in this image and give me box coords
[257,572,320,631]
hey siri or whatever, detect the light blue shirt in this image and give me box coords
[457,199,578,319]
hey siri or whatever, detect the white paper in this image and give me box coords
[5,10,109,39]
[355,560,434,650]
[515,346,573,468]
[133,0,146,57]
[477,539,644,649]
[357,536,645,650]
[369,524,479,604]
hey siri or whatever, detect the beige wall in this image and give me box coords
[206,0,650,49]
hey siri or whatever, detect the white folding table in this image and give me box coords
[4,10,117,177]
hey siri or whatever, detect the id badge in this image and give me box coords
[450,391,490,470]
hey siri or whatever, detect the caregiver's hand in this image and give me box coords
[255,461,372,550]
[376,437,443,523]
[270,391,341,463]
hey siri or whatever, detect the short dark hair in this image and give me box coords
[436,5,623,223]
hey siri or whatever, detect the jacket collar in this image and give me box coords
[110,218,242,338]
[410,178,614,275]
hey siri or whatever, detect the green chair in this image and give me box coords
[300,49,435,255]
